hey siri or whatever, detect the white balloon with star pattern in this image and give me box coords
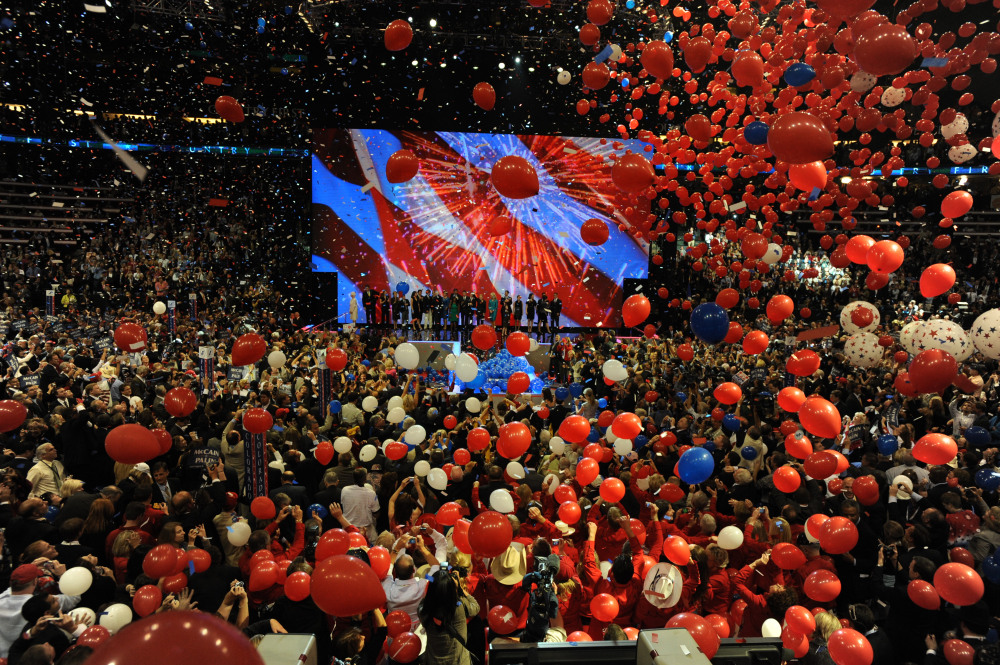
[900,320,927,355]
[913,319,972,361]
[844,332,883,368]
[840,301,880,334]
[971,309,1000,360]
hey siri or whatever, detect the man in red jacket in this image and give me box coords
[581,519,645,637]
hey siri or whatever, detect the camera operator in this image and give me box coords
[418,568,479,665]
[520,538,568,644]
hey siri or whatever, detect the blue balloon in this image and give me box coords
[588,427,601,443]
[361,359,370,367]
[664,31,673,43]
[467,371,486,390]
[184,21,194,30]
[678,447,715,484]
[257,17,266,25]
[689,303,730,344]
[284,5,293,14]
[257,24,266,33]
[329,400,342,414]
[555,387,570,401]
[634,434,649,450]
[723,414,741,431]
[395,282,410,294]
[308,503,328,519]
[744,120,770,146]
[984,553,1000,584]
[621,78,630,87]
[597,398,608,409]
[876,434,898,456]
[741,445,758,461]
[45,505,59,522]
[703,441,717,452]
[783,62,816,87]
[967,426,991,449]
[976,468,1000,492]
[626,0,635,6]
[676,392,687,402]
[569,383,584,398]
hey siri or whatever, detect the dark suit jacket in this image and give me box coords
[270,483,309,509]
[6,517,59,558]
[56,542,96,566]
[54,492,99,526]
[151,478,181,506]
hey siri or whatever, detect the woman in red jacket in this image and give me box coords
[701,543,733,617]
[581,519,646,637]
[732,550,800,637]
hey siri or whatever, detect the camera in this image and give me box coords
[232,581,244,588]
[521,554,560,643]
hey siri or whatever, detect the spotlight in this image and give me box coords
[429,18,437,27]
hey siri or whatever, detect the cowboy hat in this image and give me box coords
[490,545,527,585]
[555,521,575,537]
[892,475,914,501]
[642,562,684,609]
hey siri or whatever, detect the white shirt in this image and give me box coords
[382,573,434,627]
[340,484,379,528]
[0,590,79,658]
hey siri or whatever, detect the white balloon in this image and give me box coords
[444,353,458,371]
[152,301,167,315]
[414,460,431,476]
[59,567,93,596]
[362,395,378,412]
[839,301,880,334]
[613,439,633,456]
[914,319,972,361]
[550,437,566,455]
[466,397,482,414]
[69,607,96,627]
[602,359,627,382]
[528,338,539,352]
[941,113,969,139]
[395,342,420,369]
[334,436,352,454]
[490,488,515,513]
[717,525,744,550]
[844,332,882,368]
[605,428,617,444]
[880,86,906,107]
[609,44,623,61]
[761,243,782,265]
[387,407,406,424]
[900,320,927,355]
[993,109,1000,137]
[971,309,1000,360]
[455,353,479,383]
[268,350,286,369]
[405,425,427,445]
[360,443,377,462]
[506,461,525,479]
[428,467,448,490]
[849,71,877,93]
[762,618,782,638]
[228,521,252,547]
[948,144,977,165]
[99,603,133,635]
[387,396,404,412]
[557,70,571,85]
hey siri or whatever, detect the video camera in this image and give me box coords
[521,554,560,643]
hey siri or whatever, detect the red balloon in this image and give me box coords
[576,458,600,486]
[944,639,976,665]
[934,562,984,606]
[706,613,731,639]
[387,632,422,663]
[786,605,817,635]
[497,422,531,459]
[713,382,743,405]
[907,579,941,610]
[133,584,163,617]
[251,496,276,520]
[558,501,581,524]
[105,424,160,465]
[386,610,412,638]
[591,593,620,623]
[611,412,642,440]
[732,50,765,87]
[386,150,420,183]
[0,400,27,433]
[854,24,917,76]
[828,628,873,665]
[86,612,264,665]
[845,235,876,265]
[467,427,491,452]
[767,295,794,323]
[677,344,695,361]
[554,485,577,504]
[682,36,713,73]
[622,294,651,328]
[164,387,197,418]
[468,511,513,557]
[582,62,612,90]
[852,476,880,505]
[492,156,539,199]
[866,240,904,274]
[559,415,592,443]
[443,415,458,430]
[909,350,958,395]
[787,349,821,376]
[642,40,675,79]
[250,560,279,591]
[685,114,712,142]
[114,322,148,352]
[188,548,211,574]
[788,161,827,191]
[666,612,721,659]
[820,516,859,555]
[325,347,348,372]
[920,263,957,298]
[315,440,334,466]
[772,542,807,570]
[452,519,472,554]
[799,396,842,439]
[804,450,839,479]
[773,466,802,494]
[315,529,350,561]
[384,19,413,51]
[612,153,656,193]
[77,625,111,648]
[580,218,610,245]
[778,387,807,413]
[783,625,811,659]
[767,112,835,164]
[471,324,498,350]
[473,82,496,111]
[506,371,530,394]
[942,191,974,218]
[600,478,626,503]
[716,288,739,308]
[742,330,770,355]
[231,333,267,366]
[488,605,520,635]
[506,332,531,356]
[243,408,273,434]
[312,555,386,616]
[143,544,178,579]
[384,441,408,461]
[804,569,842,602]
[214,96,244,123]
[568,631,594,642]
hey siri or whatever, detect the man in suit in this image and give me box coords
[269,471,309,509]
[150,461,179,508]
[847,604,893,665]
[5,499,59,560]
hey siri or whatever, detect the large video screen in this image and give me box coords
[311,129,650,328]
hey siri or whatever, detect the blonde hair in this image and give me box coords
[706,543,729,568]
[768,518,793,544]
[60,478,84,499]
[815,612,841,641]
[111,530,139,558]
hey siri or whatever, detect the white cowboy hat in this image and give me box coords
[892,475,914,500]
[555,521,575,537]
[490,545,527,585]
[642,562,684,609]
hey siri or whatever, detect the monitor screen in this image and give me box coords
[311,128,651,328]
